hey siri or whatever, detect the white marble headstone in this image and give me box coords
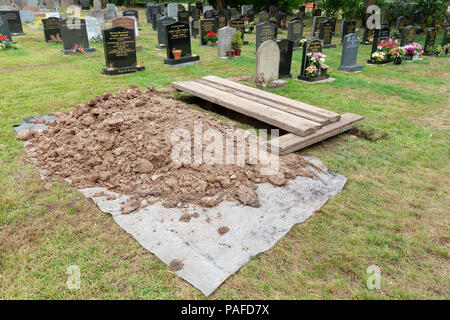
[218,26,236,58]
[255,40,280,84]
[85,16,101,41]
[167,3,177,18]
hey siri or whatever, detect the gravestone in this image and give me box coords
[442,27,449,47]
[19,10,33,22]
[241,4,252,15]
[400,25,415,46]
[276,39,293,78]
[217,26,235,58]
[204,10,213,19]
[195,1,202,12]
[287,19,303,49]
[190,18,199,38]
[203,5,213,13]
[338,33,364,72]
[314,8,322,17]
[80,0,89,11]
[113,16,138,41]
[298,39,327,81]
[361,26,374,44]
[312,16,325,37]
[45,12,59,19]
[277,11,287,30]
[379,24,390,41]
[104,4,118,20]
[319,19,336,48]
[152,12,161,31]
[178,10,188,23]
[192,7,200,19]
[146,5,155,23]
[85,16,101,41]
[269,20,277,38]
[341,20,356,43]
[93,0,101,11]
[396,16,406,33]
[329,17,337,33]
[156,16,176,49]
[60,18,95,55]
[215,14,226,30]
[0,14,12,41]
[255,22,274,52]
[258,11,268,23]
[423,28,437,55]
[255,40,285,88]
[167,3,177,18]
[102,26,144,75]
[0,10,23,34]
[164,21,199,66]
[229,18,246,45]
[42,16,60,42]
[123,10,139,23]
[199,18,215,46]
[89,10,104,26]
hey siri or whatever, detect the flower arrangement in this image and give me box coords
[305,52,329,78]
[72,44,84,54]
[204,31,218,44]
[0,33,17,50]
[390,46,405,58]
[403,43,424,56]
[371,51,386,62]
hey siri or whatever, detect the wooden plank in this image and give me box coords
[201,75,341,123]
[172,81,322,137]
[194,79,328,126]
[267,113,364,155]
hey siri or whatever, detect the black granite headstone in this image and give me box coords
[255,22,274,52]
[60,18,95,55]
[0,10,23,34]
[164,21,200,65]
[152,12,161,31]
[341,20,356,43]
[400,25,415,46]
[215,15,227,30]
[80,0,90,11]
[42,17,60,42]
[123,10,139,23]
[319,19,336,48]
[379,25,390,41]
[190,18,199,38]
[276,39,293,78]
[102,26,144,75]
[288,19,303,49]
[298,38,326,81]
[229,18,246,45]
[442,27,449,47]
[199,18,216,46]
[156,16,176,49]
[0,14,12,42]
[178,10,189,23]
[423,27,437,55]
[312,16,325,37]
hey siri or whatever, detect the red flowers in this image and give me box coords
[204,31,218,43]
[0,33,9,42]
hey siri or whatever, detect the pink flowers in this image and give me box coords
[0,33,9,42]
[403,43,424,56]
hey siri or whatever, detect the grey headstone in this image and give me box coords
[255,22,274,52]
[241,4,253,15]
[338,33,364,72]
[400,25,415,46]
[167,3,178,18]
[156,16,175,49]
[85,16,101,41]
[203,5,213,13]
[287,19,303,49]
[312,16,325,36]
[19,10,33,22]
[255,40,280,84]
[217,26,236,58]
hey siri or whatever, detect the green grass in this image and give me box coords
[0,10,449,299]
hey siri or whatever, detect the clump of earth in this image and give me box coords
[19,86,315,213]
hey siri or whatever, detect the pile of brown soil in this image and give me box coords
[19,86,314,213]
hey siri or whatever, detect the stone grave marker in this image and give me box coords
[442,27,449,47]
[215,14,226,30]
[379,24,390,41]
[361,26,373,44]
[19,10,33,22]
[269,19,277,38]
[258,11,268,23]
[276,39,293,78]
[42,16,60,42]
[312,15,325,37]
[151,12,161,31]
[164,21,199,66]
[93,0,101,11]
[217,25,235,58]
[80,0,89,11]
[287,19,303,49]
[190,18,199,38]
[423,27,437,55]
[178,10,188,23]
[45,12,59,19]
[192,7,200,19]
[177,3,184,11]
[112,16,138,41]
[255,22,274,52]
[400,25,415,46]
[255,40,286,88]
[204,10,213,19]
[156,16,176,49]
[396,16,406,33]
[338,33,364,72]
[229,18,246,45]
[199,18,216,46]
[203,5,213,13]
[298,38,327,81]
[146,5,156,23]
[102,26,144,75]
[60,18,95,55]
[104,4,118,20]
[195,1,202,12]
[85,16,101,42]
[0,14,12,41]
[123,9,139,23]
[319,19,336,48]
[0,10,23,34]
[167,3,178,18]
[241,4,252,15]
[341,19,356,43]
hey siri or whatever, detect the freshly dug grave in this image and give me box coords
[19,86,315,213]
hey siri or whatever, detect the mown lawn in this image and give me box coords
[0,9,449,299]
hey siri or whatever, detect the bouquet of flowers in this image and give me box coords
[390,46,405,58]
[371,51,386,62]
[72,44,84,54]
[403,43,424,57]
[204,31,218,44]
[305,52,329,78]
[0,33,17,50]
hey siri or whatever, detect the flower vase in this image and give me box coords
[393,57,402,65]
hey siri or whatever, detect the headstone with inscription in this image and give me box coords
[85,16,101,41]
[217,26,235,58]
[341,20,356,43]
[80,0,89,11]
[400,25,415,46]
[178,10,188,23]
[215,14,227,30]
[312,16,325,37]
[0,14,12,41]
[338,33,364,72]
[276,39,293,78]
[164,21,199,66]
[255,22,274,52]
[258,11,268,23]
[423,27,437,55]
[199,18,216,46]
[102,26,144,75]
[42,16,60,42]
[255,40,285,88]
[156,16,176,49]
[190,18,199,38]
[229,18,246,45]
[0,10,23,34]
[287,19,303,49]
[319,19,336,48]
[167,3,178,18]
[298,39,328,81]
[60,18,95,55]
[19,10,33,22]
